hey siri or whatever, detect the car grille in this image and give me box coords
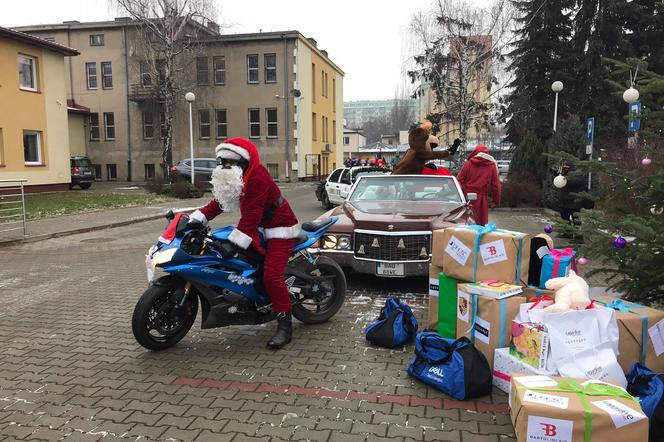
[354,231,431,262]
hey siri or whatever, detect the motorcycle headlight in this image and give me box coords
[154,247,177,266]
[322,235,338,249]
[337,235,351,250]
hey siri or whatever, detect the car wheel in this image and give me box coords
[80,183,92,189]
[321,191,332,210]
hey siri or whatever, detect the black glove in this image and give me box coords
[215,240,239,258]
[447,138,462,155]
[186,219,206,231]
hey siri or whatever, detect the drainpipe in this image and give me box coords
[123,26,132,181]
[282,34,290,182]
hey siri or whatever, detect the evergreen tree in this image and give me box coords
[502,0,576,145]
[507,131,545,182]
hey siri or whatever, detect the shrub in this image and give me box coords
[160,180,204,199]
[145,174,166,194]
[500,173,543,208]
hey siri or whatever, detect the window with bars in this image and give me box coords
[103,112,115,140]
[86,62,97,89]
[213,56,226,85]
[101,61,112,89]
[216,109,227,139]
[143,112,154,139]
[249,108,260,138]
[247,54,259,83]
[264,53,276,83]
[266,108,278,138]
[196,57,209,85]
[89,113,100,140]
[199,109,211,139]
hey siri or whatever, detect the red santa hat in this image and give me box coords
[215,139,252,162]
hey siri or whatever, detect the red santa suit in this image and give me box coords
[190,138,299,313]
[456,145,501,226]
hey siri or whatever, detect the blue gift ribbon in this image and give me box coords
[467,293,507,347]
[460,224,526,284]
[596,298,648,365]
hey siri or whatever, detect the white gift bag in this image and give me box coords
[517,299,555,323]
[556,341,627,388]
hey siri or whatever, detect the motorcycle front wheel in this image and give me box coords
[132,279,199,350]
[289,256,346,324]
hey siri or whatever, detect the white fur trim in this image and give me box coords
[263,224,301,240]
[216,142,250,161]
[229,228,252,249]
[476,152,497,163]
[189,210,208,224]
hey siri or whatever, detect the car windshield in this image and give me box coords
[349,176,462,203]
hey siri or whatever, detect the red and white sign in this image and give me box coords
[480,239,507,265]
[526,415,574,442]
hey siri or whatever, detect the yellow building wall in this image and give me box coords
[68,113,87,156]
[0,39,70,188]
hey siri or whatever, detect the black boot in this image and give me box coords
[267,312,292,349]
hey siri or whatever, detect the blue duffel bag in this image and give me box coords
[626,362,664,441]
[408,332,492,400]
[365,297,418,348]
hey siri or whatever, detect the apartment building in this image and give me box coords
[0,27,78,192]
[15,20,344,181]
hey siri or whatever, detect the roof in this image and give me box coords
[66,99,91,114]
[343,128,364,135]
[0,26,78,55]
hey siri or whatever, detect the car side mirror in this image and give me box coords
[467,193,477,202]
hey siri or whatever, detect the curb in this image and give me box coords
[0,213,166,248]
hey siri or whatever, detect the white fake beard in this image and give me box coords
[211,165,244,213]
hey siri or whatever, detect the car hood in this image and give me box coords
[339,200,468,231]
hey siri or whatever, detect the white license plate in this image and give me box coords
[376,262,405,277]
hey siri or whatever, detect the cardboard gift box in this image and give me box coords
[427,264,443,331]
[522,285,555,300]
[595,295,664,373]
[432,224,530,285]
[510,374,648,442]
[493,347,555,394]
[510,320,550,371]
[456,284,526,368]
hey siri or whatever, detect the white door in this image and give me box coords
[325,168,344,205]
[337,169,352,202]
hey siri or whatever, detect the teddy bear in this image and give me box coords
[542,270,591,313]
[391,121,461,175]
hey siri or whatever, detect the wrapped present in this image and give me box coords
[510,320,550,372]
[539,247,576,289]
[510,375,648,442]
[431,224,530,285]
[595,296,664,373]
[493,347,555,394]
[522,285,555,300]
[438,272,457,339]
[456,284,526,368]
[426,264,443,331]
[528,235,552,286]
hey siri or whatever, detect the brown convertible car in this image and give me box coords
[310,174,476,277]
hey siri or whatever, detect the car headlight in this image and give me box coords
[337,235,351,250]
[322,235,338,249]
[322,234,351,250]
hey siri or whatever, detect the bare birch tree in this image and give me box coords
[409,0,515,154]
[113,0,217,169]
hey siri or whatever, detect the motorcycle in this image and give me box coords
[132,211,347,350]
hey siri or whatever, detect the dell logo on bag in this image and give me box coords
[540,423,557,436]
[427,366,445,378]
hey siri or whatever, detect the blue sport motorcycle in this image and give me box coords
[132,212,347,350]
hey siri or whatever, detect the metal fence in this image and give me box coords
[0,179,28,238]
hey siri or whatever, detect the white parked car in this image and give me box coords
[316,166,389,209]
[496,160,510,175]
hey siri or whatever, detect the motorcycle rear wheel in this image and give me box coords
[132,280,198,350]
[290,256,346,324]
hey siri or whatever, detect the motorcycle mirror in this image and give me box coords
[175,214,190,236]
[165,209,175,221]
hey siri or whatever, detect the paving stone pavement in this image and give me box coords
[0,220,515,441]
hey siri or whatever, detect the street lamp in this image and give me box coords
[551,81,563,132]
[185,92,196,185]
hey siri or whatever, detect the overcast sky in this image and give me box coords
[2,0,453,101]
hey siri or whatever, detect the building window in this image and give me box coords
[312,63,316,103]
[325,72,329,98]
[90,34,105,46]
[142,112,154,139]
[312,113,317,140]
[213,56,225,85]
[249,108,260,138]
[103,112,115,140]
[144,164,155,180]
[266,163,279,179]
[140,61,151,85]
[264,53,276,83]
[333,78,336,111]
[89,113,100,140]
[18,55,37,91]
[266,108,278,138]
[86,62,97,89]
[93,164,102,180]
[344,136,350,145]
[101,61,112,89]
[247,55,259,83]
[156,59,166,84]
[216,109,227,139]
[324,116,329,142]
[321,71,325,98]
[160,113,167,139]
[199,109,211,139]
[196,57,208,85]
[106,164,117,181]
[23,131,42,165]
[333,120,336,144]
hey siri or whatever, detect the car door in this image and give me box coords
[325,168,344,204]
[337,169,353,201]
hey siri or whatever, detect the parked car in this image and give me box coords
[169,158,217,186]
[70,155,94,189]
[312,174,476,277]
[316,166,389,209]
[496,160,510,175]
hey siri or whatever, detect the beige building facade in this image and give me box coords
[342,128,366,158]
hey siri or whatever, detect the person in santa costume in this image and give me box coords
[189,138,299,349]
[456,144,501,226]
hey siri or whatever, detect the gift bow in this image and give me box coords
[550,248,577,276]
[596,298,648,364]
[522,379,639,442]
[527,295,553,311]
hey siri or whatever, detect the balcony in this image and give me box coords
[128,84,159,102]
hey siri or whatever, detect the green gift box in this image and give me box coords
[437,273,457,338]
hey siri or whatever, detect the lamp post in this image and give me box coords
[551,81,563,132]
[185,92,196,185]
